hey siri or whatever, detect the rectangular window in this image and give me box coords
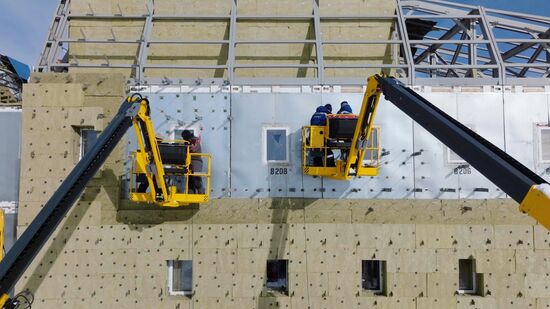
[538,125,550,163]
[79,127,98,159]
[362,260,385,293]
[263,127,289,164]
[266,259,288,294]
[172,127,197,141]
[167,260,193,296]
[458,259,477,294]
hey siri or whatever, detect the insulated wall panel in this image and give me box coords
[320,94,415,199]
[456,93,505,199]
[504,93,549,183]
[0,109,21,201]
[125,91,231,198]
[412,93,459,199]
[231,93,323,198]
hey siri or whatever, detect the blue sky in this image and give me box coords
[0,0,548,67]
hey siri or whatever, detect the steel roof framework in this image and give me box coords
[37,0,550,86]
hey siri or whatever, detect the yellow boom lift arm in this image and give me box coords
[0,94,211,308]
[303,74,550,230]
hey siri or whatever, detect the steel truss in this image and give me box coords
[37,0,550,86]
[0,56,25,102]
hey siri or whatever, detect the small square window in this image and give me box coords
[167,260,193,296]
[263,127,289,164]
[458,259,477,294]
[538,125,550,163]
[79,127,98,159]
[362,260,385,293]
[266,259,288,294]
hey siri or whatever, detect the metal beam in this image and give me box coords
[227,0,237,83]
[136,0,153,82]
[501,30,550,61]
[396,0,415,84]
[478,6,504,82]
[413,9,479,65]
[313,0,324,84]
[519,45,544,77]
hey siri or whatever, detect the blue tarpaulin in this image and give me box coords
[6,56,30,81]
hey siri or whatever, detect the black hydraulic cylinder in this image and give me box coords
[0,98,140,297]
[377,76,547,203]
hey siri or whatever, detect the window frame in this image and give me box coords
[537,124,550,164]
[457,258,477,295]
[361,260,385,294]
[262,126,290,164]
[167,260,193,296]
[170,125,199,141]
[265,259,289,294]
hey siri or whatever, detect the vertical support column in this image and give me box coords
[313,0,324,85]
[395,0,415,85]
[467,19,477,77]
[228,0,238,84]
[38,0,70,71]
[137,0,154,82]
[478,6,504,84]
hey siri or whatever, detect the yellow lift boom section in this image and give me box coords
[128,96,211,207]
[302,75,382,180]
[303,74,550,230]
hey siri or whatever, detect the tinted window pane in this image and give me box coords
[171,260,192,293]
[266,260,288,293]
[541,129,550,161]
[266,129,287,162]
[362,260,382,291]
[458,259,475,291]
[81,129,98,158]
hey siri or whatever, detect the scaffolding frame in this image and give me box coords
[37,0,550,86]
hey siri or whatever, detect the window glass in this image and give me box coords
[168,260,192,295]
[80,128,98,159]
[540,128,550,162]
[362,260,385,293]
[266,259,288,293]
[458,259,476,293]
[265,129,288,162]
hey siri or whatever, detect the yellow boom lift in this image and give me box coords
[0,94,210,308]
[303,75,550,229]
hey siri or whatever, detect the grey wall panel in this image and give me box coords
[320,94,415,199]
[125,93,231,198]
[231,93,323,198]
[121,90,550,201]
[0,110,21,201]
[504,93,550,184]
[456,93,506,199]
[413,93,459,199]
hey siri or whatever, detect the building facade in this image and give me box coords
[13,0,550,308]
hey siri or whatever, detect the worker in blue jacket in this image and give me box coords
[337,101,353,114]
[310,105,330,126]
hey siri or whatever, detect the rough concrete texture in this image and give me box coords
[14,72,550,308]
[67,0,395,79]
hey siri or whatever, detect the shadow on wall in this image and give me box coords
[20,169,113,294]
[257,197,317,306]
